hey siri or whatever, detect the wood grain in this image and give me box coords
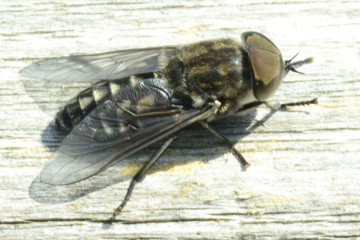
[1,0,359,239]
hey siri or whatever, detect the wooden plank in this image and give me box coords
[1,0,360,239]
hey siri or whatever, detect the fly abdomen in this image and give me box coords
[56,80,112,131]
[56,73,155,131]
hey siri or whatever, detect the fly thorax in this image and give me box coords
[164,39,253,114]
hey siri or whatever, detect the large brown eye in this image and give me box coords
[241,32,285,101]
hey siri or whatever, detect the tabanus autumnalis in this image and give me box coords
[21,31,316,214]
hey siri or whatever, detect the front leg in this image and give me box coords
[199,121,251,170]
[200,98,318,170]
[280,98,318,108]
[264,98,318,111]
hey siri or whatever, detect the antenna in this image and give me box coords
[285,53,313,74]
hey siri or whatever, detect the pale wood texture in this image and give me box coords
[1,0,360,239]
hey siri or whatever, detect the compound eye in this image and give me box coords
[242,32,285,101]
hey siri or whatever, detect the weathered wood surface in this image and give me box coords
[1,0,360,239]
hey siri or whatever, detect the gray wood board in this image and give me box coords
[1,0,359,239]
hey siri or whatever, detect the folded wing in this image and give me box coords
[41,78,215,185]
[21,47,176,83]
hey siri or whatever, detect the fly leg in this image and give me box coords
[264,98,318,111]
[247,98,318,131]
[116,103,183,117]
[113,136,175,215]
[198,98,317,171]
[199,121,251,170]
[280,98,318,108]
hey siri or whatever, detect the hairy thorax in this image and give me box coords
[163,39,255,117]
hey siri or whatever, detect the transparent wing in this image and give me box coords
[21,47,176,83]
[40,78,215,185]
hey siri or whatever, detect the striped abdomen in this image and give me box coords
[55,73,154,131]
